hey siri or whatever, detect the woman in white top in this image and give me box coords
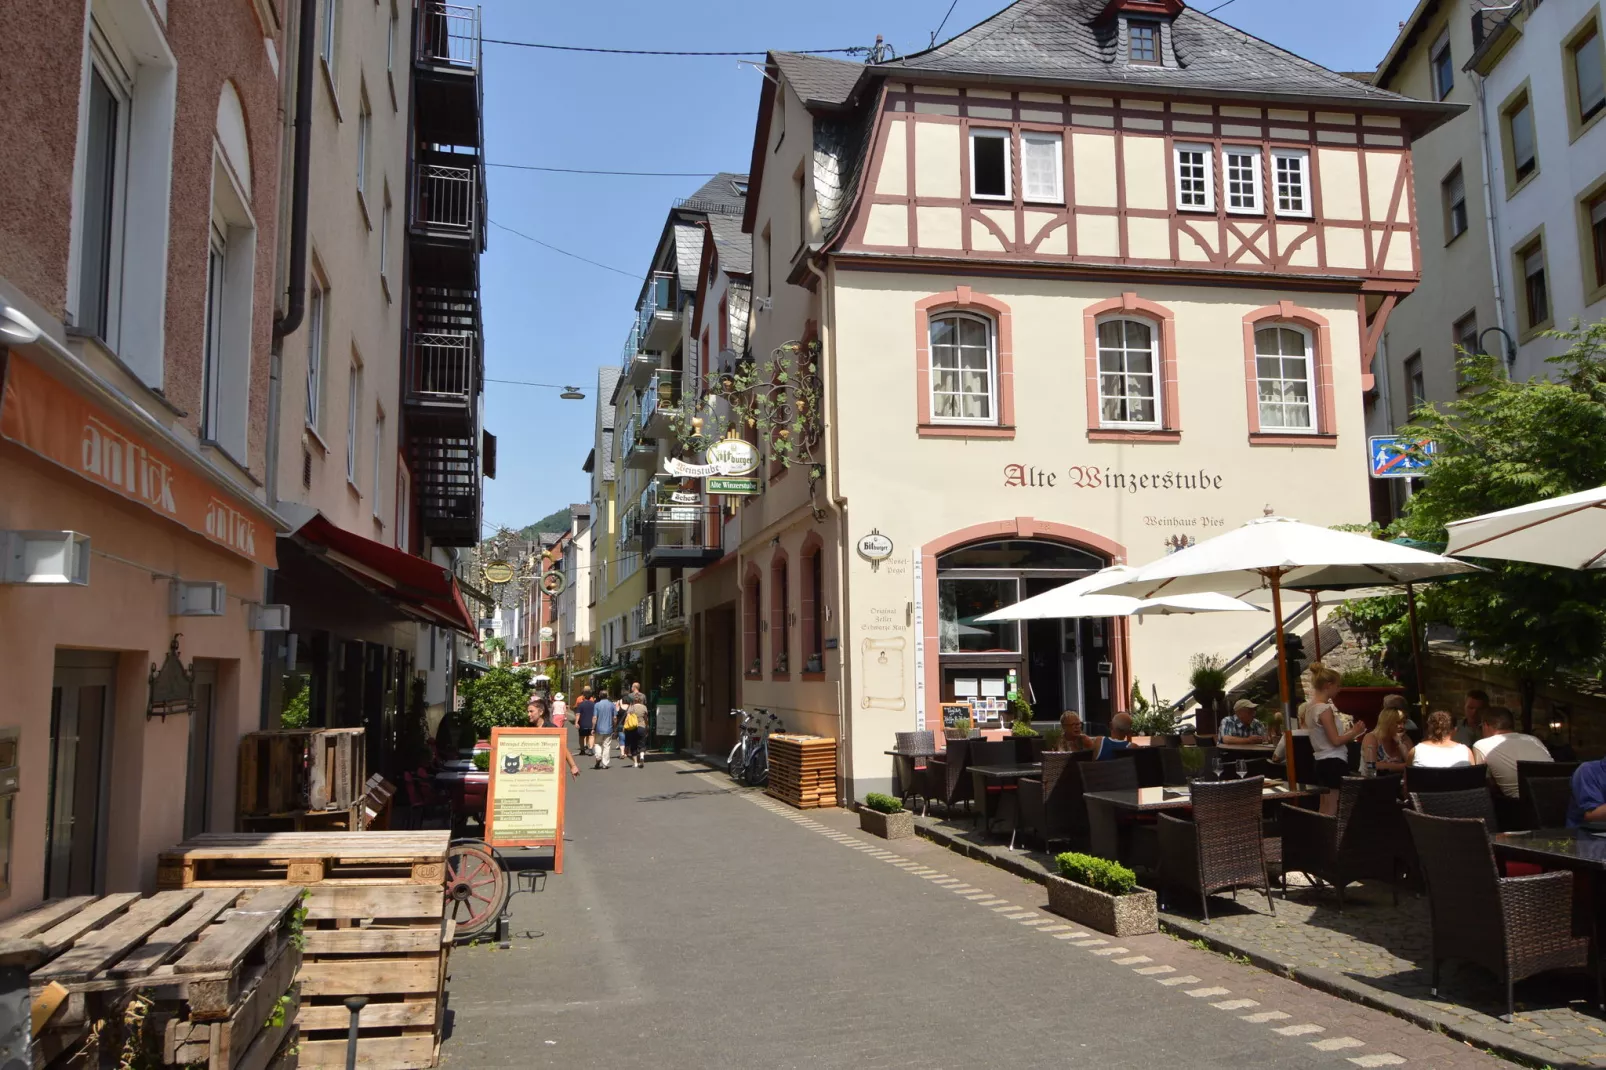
[1303,663,1367,788]
[550,692,568,729]
[1410,709,1482,768]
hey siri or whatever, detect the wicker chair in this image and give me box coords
[1017,751,1093,850]
[1410,788,1496,832]
[1157,776,1276,922]
[1079,757,1150,866]
[1517,761,1580,820]
[892,731,938,814]
[1405,764,1488,795]
[1527,777,1574,829]
[1281,774,1409,908]
[1131,747,1166,788]
[1079,754,1139,794]
[929,738,974,817]
[967,740,1021,831]
[1403,809,1597,1022]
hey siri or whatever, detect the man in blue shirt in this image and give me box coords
[1567,757,1606,827]
[1219,699,1270,746]
[591,690,617,769]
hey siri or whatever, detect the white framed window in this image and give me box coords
[75,41,131,346]
[1224,148,1263,214]
[320,0,339,75]
[929,311,996,424]
[372,407,385,518]
[970,129,1011,200]
[356,90,371,207]
[386,0,398,76]
[201,223,227,440]
[1174,143,1213,211]
[1096,317,1161,428]
[306,278,328,430]
[379,187,392,293]
[346,361,362,484]
[1254,325,1316,432]
[1020,132,1063,203]
[1272,149,1311,217]
[201,84,258,463]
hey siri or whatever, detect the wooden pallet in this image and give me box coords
[238,729,366,818]
[157,832,450,889]
[0,886,305,1068]
[766,735,838,809]
[357,775,396,831]
[241,806,361,833]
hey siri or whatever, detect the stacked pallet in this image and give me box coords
[158,832,451,1069]
[4,886,304,1069]
[765,735,838,809]
[238,729,365,832]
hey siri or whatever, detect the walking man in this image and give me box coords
[574,688,596,756]
[592,689,617,769]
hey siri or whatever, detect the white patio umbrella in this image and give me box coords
[1444,485,1606,569]
[1101,516,1479,782]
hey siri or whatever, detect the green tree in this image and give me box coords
[1388,324,1606,727]
[457,665,533,739]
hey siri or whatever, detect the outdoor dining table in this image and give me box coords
[1083,782,1324,864]
[1492,828,1606,938]
[968,762,1042,846]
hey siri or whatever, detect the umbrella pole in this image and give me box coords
[1309,591,1322,660]
[1406,583,1427,716]
[1270,571,1297,785]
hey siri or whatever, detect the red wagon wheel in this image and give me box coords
[445,838,508,940]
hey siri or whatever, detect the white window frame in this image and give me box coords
[1095,315,1163,429]
[74,33,133,349]
[306,278,328,431]
[346,361,362,485]
[928,311,998,426]
[969,128,1013,201]
[201,222,227,441]
[1223,147,1263,215]
[1173,143,1214,212]
[201,118,257,465]
[1272,149,1312,218]
[320,0,339,76]
[1020,131,1064,204]
[356,89,371,212]
[379,186,392,295]
[372,406,385,519]
[1254,323,1318,434]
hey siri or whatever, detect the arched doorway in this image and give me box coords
[934,537,1115,726]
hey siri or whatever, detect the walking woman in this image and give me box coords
[1303,663,1366,787]
[622,698,649,768]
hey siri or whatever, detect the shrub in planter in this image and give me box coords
[859,792,914,840]
[1046,851,1157,936]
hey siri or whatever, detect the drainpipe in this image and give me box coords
[1472,71,1515,375]
[804,255,853,801]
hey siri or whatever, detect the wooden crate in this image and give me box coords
[157,832,452,1069]
[765,735,838,809]
[157,832,450,890]
[238,729,366,819]
[0,886,305,1069]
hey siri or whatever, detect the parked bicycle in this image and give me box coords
[726,707,783,786]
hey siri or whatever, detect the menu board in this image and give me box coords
[485,727,568,872]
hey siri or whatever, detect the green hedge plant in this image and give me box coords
[1010,720,1040,738]
[863,792,904,815]
[1054,851,1138,896]
[1339,668,1401,687]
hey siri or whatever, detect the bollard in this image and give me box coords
[344,996,368,1070]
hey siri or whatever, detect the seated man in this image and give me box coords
[1472,705,1551,800]
[1568,755,1606,828]
[1094,712,1134,760]
[1218,699,1269,746]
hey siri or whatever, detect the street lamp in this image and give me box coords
[1478,326,1516,375]
[560,386,585,400]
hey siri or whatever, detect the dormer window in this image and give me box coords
[1129,20,1160,64]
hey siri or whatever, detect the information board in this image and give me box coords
[484,727,568,873]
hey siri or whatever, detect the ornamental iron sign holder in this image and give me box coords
[148,634,195,720]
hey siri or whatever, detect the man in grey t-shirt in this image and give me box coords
[1473,706,1551,799]
[591,691,618,769]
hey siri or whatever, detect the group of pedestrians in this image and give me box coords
[571,681,650,769]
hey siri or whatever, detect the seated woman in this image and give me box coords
[1362,705,1414,773]
[1058,711,1097,755]
[1410,709,1481,768]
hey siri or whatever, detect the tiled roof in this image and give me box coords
[772,51,867,108]
[706,214,752,276]
[876,0,1434,110]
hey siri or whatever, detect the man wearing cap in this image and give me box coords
[1218,699,1270,746]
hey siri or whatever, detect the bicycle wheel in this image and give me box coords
[727,743,748,785]
[444,838,508,941]
[746,746,769,788]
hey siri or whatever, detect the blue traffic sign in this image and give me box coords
[1368,435,1435,479]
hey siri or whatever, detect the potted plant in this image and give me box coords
[1010,719,1043,761]
[1336,667,1404,730]
[1189,653,1229,736]
[1046,852,1157,936]
[1041,726,1065,751]
[858,792,914,840]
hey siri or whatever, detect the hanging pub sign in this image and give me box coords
[481,560,516,585]
[147,635,195,720]
[663,437,761,480]
[540,571,567,595]
[484,726,568,873]
[708,476,758,496]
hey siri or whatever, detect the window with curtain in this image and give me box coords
[1254,325,1315,432]
[929,312,996,423]
[1096,317,1160,427]
[1021,132,1063,203]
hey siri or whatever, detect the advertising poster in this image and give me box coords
[485,727,568,872]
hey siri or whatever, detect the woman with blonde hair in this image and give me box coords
[1362,705,1414,774]
[1303,663,1367,787]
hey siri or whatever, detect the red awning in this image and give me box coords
[292,513,476,635]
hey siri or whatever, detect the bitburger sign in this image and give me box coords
[663,438,761,479]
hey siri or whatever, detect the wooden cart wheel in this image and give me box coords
[444,838,508,940]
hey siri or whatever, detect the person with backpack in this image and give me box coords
[622,698,649,768]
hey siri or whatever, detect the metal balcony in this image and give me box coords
[413,163,478,239]
[417,2,479,71]
[632,593,658,638]
[660,578,686,629]
[642,373,679,439]
[617,502,643,551]
[643,485,723,567]
[411,431,480,547]
[619,325,658,389]
[621,413,657,471]
[405,331,476,431]
[637,272,681,353]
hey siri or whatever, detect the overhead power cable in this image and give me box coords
[1203,0,1240,13]
[488,220,639,279]
[485,377,587,392]
[487,162,720,177]
[482,38,866,57]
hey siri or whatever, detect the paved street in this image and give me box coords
[440,753,1505,1070]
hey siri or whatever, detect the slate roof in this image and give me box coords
[677,172,749,216]
[672,224,705,292]
[595,365,620,483]
[706,214,752,276]
[875,0,1439,112]
[772,51,867,108]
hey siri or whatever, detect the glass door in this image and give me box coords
[46,654,116,897]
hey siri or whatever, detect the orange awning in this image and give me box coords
[292,512,476,635]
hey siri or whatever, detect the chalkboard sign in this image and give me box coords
[484,727,568,873]
[941,703,972,730]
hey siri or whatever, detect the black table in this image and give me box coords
[1493,829,1606,941]
[1083,783,1323,864]
[967,763,1041,845]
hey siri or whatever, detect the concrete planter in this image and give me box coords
[1045,874,1157,936]
[858,806,914,840]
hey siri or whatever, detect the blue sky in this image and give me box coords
[477,0,1419,534]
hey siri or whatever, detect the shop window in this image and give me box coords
[1095,317,1161,428]
[1174,144,1213,212]
[938,577,1019,653]
[929,311,996,424]
[1254,325,1316,432]
[801,541,824,673]
[970,128,1010,200]
[743,569,762,678]
[770,553,790,675]
[1442,165,1467,243]
[1500,84,1538,195]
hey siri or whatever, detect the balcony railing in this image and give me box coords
[634,592,658,637]
[660,578,686,629]
[409,332,475,400]
[643,484,722,566]
[414,163,478,235]
[417,2,480,70]
[619,272,678,378]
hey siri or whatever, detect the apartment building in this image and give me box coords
[704,0,1453,798]
[556,504,594,683]
[0,0,289,908]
